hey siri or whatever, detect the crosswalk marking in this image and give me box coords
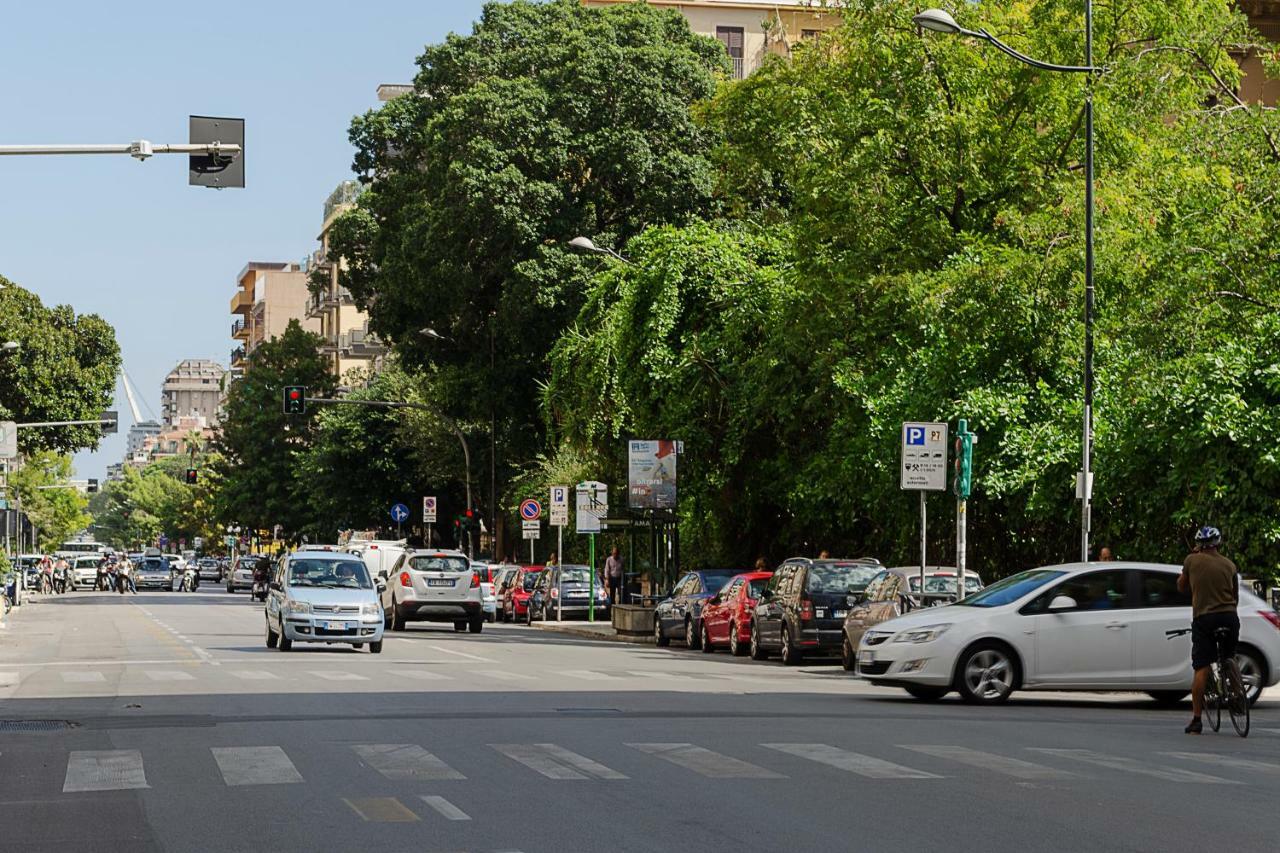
[1028,749,1238,784]
[61,671,105,683]
[900,745,1074,780]
[428,645,496,663]
[0,672,18,686]
[344,797,420,822]
[629,743,783,779]
[63,750,148,792]
[626,670,695,680]
[228,670,279,680]
[144,670,195,681]
[353,744,465,780]
[212,746,304,786]
[763,743,938,779]
[307,671,368,682]
[478,670,536,681]
[558,669,620,681]
[492,744,627,780]
[397,669,453,681]
[1161,752,1280,774]
[420,795,471,821]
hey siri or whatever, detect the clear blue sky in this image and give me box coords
[0,0,488,479]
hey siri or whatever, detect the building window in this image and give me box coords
[801,29,821,41]
[716,26,745,79]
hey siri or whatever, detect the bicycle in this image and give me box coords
[1166,626,1249,738]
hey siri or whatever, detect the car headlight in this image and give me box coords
[361,602,380,616]
[285,601,312,615]
[891,624,951,644]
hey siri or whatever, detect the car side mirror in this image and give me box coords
[709,594,721,605]
[1048,595,1077,612]
[376,580,387,594]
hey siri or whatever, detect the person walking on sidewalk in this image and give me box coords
[604,547,624,605]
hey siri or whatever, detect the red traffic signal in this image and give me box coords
[185,468,198,485]
[283,385,307,414]
[465,508,474,518]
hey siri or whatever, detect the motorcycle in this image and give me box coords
[179,567,199,592]
[251,564,269,602]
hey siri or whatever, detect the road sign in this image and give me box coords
[390,503,410,524]
[0,421,15,459]
[423,496,437,524]
[901,422,948,491]
[576,481,607,534]
[519,499,542,521]
[550,485,568,526]
[522,519,541,540]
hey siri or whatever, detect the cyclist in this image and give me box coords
[1177,525,1239,734]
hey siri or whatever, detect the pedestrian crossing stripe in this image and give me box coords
[492,743,627,780]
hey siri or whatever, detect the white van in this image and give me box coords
[345,540,408,583]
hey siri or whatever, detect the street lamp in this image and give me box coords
[418,327,450,341]
[913,5,1100,563]
[568,236,631,264]
[1,341,18,354]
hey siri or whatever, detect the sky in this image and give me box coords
[0,0,489,480]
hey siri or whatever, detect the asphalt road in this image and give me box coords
[1,587,1277,853]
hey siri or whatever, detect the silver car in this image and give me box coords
[379,549,484,634]
[265,551,385,653]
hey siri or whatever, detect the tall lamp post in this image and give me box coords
[913,6,1100,562]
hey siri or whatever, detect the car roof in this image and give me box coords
[404,549,467,558]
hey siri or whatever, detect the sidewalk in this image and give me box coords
[533,619,652,645]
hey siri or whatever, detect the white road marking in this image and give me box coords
[900,745,1074,780]
[1029,749,1238,784]
[228,670,279,680]
[212,746,304,786]
[626,670,695,680]
[61,672,105,683]
[492,744,627,780]
[397,669,453,681]
[353,744,466,780]
[144,670,195,681]
[763,743,937,779]
[428,645,496,663]
[0,672,18,686]
[478,670,536,681]
[1161,752,1280,773]
[629,743,784,778]
[419,795,471,821]
[307,671,368,682]
[557,669,620,681]
[64,750,149,792]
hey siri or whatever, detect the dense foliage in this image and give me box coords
[10,451,91,551]
[90,453,223,552]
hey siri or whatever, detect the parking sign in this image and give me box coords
[901,422,948,491]
[549,485,568,526]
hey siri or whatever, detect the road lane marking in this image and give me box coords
[61,672,105,683]
[1161,752,1280,773]
[343,797,420,822]
[63,750,148,792]
[353,744,466,780]
[1028,749,1237,784]
[900,745,1073,780]
[419,795,471,821]
[492,744,627,780]
[228,670,279,680]
[143,670,195,681]
[397,669,453,681]
[0,672,17,686]
[557,670,620,681]
[212,746,304,786]
[629,743,783,779]
[762,744,937,779]
[307,671,368,681]
[428,645,496,663]
[478,670,536,681]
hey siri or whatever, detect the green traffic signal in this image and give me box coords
[954,418,974,501]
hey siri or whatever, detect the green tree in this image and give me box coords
[11,452,91,551]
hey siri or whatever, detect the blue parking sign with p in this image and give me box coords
[906,426,926,445]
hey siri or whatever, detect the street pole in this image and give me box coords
[1080,0,1095,563]
[956,499,967,603]
[588,532,596,623]
[919,490,927,610]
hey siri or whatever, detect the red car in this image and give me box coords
[698,571,772,655]
[501,565,545,622]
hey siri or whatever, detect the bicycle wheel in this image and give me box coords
[1223,658,1250,738]
[1204,668,1223,733]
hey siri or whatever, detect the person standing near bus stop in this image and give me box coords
[604,546,624,605]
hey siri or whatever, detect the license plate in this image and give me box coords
[833,610,847,619]
[859,650,875,665]
[815,608,826,618]
[427,578,453,587]
[326,621,349,630]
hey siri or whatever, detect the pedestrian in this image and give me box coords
[754,557,769,572]
[818,550,830,559]
[119,558,136,594]
[604,546,624,604]
[546,551,557,567]
[1099,546,1115,561]
[1177,526,1239,735]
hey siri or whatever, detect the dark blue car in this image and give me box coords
[653,569,743,649]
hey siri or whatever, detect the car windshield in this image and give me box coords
[559,567,593,584]
[808,563,881,593]
[956,569,1064,607]
[408,555,469,573]
[142,559,167,572]
[288,558,373,589]
[747,578,768,598]
[522,573,541,591]
[76,558,99,568]
[700,571,739,590]
[910,575,983,594]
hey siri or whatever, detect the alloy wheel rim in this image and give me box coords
[1236,653,1262,700]
[730,624,739,653]
[964,649,1012,699]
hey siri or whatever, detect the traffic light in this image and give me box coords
[953,418,975,501]
[185,468,198,485]
[283,385,307,415]
[189,115,245,189]
[87,478,98,494]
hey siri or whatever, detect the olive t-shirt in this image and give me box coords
[1180,550,1238,618]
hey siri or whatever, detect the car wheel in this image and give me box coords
[956,642,1017,704]
[729,622,745,657]
[265,618,278,649]
[780,623,802,666]
[653,616,670,647]
[468,618,483,634]
[525,606,534,626]
[383,608,392,630]
[453,620,467,633]
[749,622,768,661]
[278,630,292,652]
[841,633,856,672]
[904,686,949,702]
[700,622,715,654]
[391,599,406,632]
[1146,690,1188,706]
[685,618,701,650]
[1235,646,1266,706]
[369,640,383,654]
[487,611,496,624]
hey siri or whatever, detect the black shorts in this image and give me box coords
[1191,611,1240,670]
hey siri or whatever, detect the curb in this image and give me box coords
[533,622,653,645]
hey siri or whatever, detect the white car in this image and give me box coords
[265,551,385,652]
[856,561,1280,705]
[379,549,484,633]
[72,556,101,590]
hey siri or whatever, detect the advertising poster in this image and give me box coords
[628,439,678,509]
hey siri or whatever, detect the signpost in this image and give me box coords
[519,499,542,563]
[576,481,608,622]
[901,422,948,602]
[550,486,567,600]
[423,496,437,546]
[390,502,410,539]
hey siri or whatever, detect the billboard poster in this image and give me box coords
[628,439,678,510]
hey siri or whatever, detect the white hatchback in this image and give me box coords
[857,561,1280,705]
[265,551,386,652]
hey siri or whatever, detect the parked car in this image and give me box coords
[16,555,44,590]
[652,569,743,648]
[855,561,1280,705]
[265,550,385,653]
[841,567,984,670]
[135,554,174,591]
[527,565,610,623]
[197,558,223,582]
[226,555,264,593]
[472,560,498,623]
[698,571,773,655]
[751,558,883,664]
[379,549,484,633]
[501,566,544,622]
[492,564,520,619]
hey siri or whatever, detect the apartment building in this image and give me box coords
[582,0,842,78]
[230,261,320,373]
[160,359,226,428]
[304,180,387,381]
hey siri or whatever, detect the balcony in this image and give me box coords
[230,288,253,315]
[230,346,245,365]
[306,286,356,319]
[231,319,247,340]
[341,324,389,359]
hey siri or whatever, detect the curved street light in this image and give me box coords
[1,341,19,354]
[568,235,632,264]
[914,4,1100,562]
